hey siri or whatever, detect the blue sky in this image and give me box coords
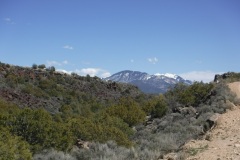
[1,0,240,82]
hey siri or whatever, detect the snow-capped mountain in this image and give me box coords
[104,70,192,93]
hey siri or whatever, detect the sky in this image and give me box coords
[1,0,240,82]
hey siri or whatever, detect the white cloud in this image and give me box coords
[47,60,61,66]
[76,68,109,77]
[130,59,134,63]
[63,45,74,50]
[179,71,224,83]
[148,57,158,64]
[73,68,110,78]
[56,69,72,75]
[56,66,111,78]
[4,18,11,22]
[62,60,68,65]
[78,68,100,77]
[4,18,15,24]
[101,72,111,78]
[46,60,69,67]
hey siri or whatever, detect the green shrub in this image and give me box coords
[5,74,18,87]
[165,82,213,107]
[0,127,32,160]
[67,117,132,147]
[21,84,47,98]
[152,98,167,118]
[141,95,168,118]
[94,112,134,137]
[3,108,74,152]
[142,96,159,114]
[106,97,146,126]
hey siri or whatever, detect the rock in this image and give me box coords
[174,106,197,117]
[8,94,13,99]
[203,113,220,132]
[145,115,152,121]
[205,134,212,141]
[234,144,240,148]
[163,153,178,160]
[214,74,221,82]
[76,139,90,149]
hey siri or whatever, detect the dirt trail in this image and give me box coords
[185,82,240,160]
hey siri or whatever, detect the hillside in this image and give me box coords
[0,63,239,160]
[0,62,143,113]
[183,82,240,160]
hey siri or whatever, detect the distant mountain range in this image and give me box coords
[104,70,192,93]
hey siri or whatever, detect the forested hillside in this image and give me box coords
[0,62,239,160]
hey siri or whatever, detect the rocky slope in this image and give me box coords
[183,82,240,160]
[0,63,143,113]
[104,70,192,93]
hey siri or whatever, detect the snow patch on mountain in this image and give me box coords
[104,70,192,93]
[155,73,178,79]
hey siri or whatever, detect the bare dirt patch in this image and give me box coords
[229,82,240,98]
[184,82,240,160]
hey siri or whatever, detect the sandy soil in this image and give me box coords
[184,82,240,160]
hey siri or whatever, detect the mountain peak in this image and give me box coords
[154,73,177,79]
[104,70,149,83]
[104,70,192,93]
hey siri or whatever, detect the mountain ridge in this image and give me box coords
[104,70,192,93]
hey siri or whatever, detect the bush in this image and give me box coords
[38,64,46,69]
[70,141,136,160]
[6,108,74,152]
[86,74,91,82]
[151,95,168,118]
[165,82,213,107]
[67,117,132,147]
[32,64,38,69]
[21,84,47,98]
[0,127,32,160]
[94,112,134,137]
[33,149,75,160]
[5,74,18,87]
[106,97,146,126]
[47,66,55,72]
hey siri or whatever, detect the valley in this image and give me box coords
[0,62,239,160]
